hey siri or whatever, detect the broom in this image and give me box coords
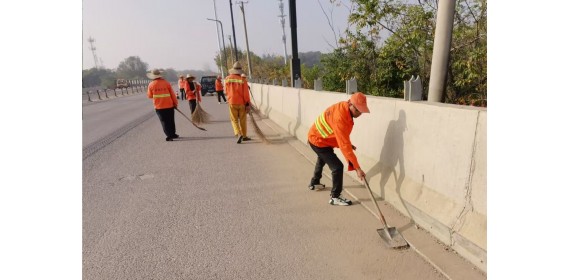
[247,86,262,118]
[175,108,206,131]
[248,109,269,144]
[191,101,212,125]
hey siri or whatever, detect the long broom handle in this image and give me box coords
[175,107,206,131]
[364,178,389,228]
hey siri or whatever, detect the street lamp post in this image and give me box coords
[207,18,228,75]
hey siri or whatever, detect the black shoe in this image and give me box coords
[237,135,243,144]
[172,134,179,139]
[166,137,173,141]
[242,136,252,141]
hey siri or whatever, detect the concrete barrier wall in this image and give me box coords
[250,83,487,272]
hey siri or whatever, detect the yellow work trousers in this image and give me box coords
[228,104,247,137]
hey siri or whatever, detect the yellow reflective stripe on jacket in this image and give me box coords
[153,93,171,98]
[226,79,244,83]
[314,112,333,138]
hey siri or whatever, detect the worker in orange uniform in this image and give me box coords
[215,75,227,104]
[225,62,251,144]
[178,75,187,100]
[307,92,370,206]
[146,69,179,141]
[184,74,202,114]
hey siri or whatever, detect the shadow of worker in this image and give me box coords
[366,110,410,228]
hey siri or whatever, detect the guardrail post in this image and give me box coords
[314,78,322,91]
[410,76,423,101]
[345,77,357,95]
[294,78,302,88]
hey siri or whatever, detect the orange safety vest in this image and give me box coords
[224,74,250,105]
[178,79,187,90]
[307,101,360,171]
[215,78,223,91]
[147,78,178,109]
[184,81,202,102]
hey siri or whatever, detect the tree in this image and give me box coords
[82,68,116,89]
[116,56,149,79]
[326,0,486,105]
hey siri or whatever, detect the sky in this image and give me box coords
[4,1,570,279]
[82,0,352,71]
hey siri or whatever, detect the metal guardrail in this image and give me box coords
[83,86,147,102]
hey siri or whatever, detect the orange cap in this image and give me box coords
[349,92,370,113]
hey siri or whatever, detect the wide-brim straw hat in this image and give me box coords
[147,69,163,79]
[229,62,244,75]
[186,74,196,79]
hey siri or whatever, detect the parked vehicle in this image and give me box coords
[116,79,129,89]
[200,76,217,96]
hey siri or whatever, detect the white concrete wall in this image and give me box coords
[250,83,487,271]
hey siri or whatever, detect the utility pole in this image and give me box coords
[428,0,457,102]
[229,0,239,62]
[227,35,235,63]
[277,0,289,65]
[288,0,301,85]
[237,1,252,78]
[208,18,228,75]
[211,0,226,77]
[87,36,99,69]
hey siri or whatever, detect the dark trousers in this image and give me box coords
[188,99,197,114]
[309,142,344,198]
[179,88,186,100]
[155,107,176,138]
[216,90,226,102]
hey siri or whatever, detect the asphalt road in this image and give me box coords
[83,93,451,280]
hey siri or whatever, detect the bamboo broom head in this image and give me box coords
[191,102,212,124]
[249,111,270,144]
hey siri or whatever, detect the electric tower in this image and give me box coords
[87,36,99,69]
[277,0,289,65]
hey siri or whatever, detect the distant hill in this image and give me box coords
[178,70,218,79]
[260,51,323,68]
[298,51,322,67]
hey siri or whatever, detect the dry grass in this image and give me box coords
[191,102,212,125]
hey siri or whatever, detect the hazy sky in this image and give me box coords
[83,0,352,71]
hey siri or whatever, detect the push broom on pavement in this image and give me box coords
[191,102,212,125]
[248,109,269,144]
[175,108,207,131]
[247,87,269,143]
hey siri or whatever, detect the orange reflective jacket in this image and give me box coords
[215,78,223,91]
[178,79,187,90]
[307,101,360,171]
[184,81,202,102]
[147,78,178,109]
[224,74,250,105]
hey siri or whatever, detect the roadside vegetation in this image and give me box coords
[83,0,485,106]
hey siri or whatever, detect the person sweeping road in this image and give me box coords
[184,74,202,114]
[225,62,251,144]
[307,92,370,206]
[146,69,179,141]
